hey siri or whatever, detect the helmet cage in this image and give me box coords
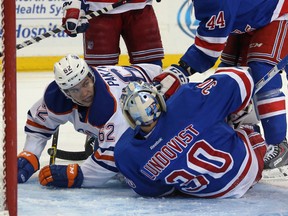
[120,81,166,129]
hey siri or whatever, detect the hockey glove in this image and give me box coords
[153,65,190,99]
[62,0,90,37]
[38,164,83,188]
[227,100,258,129]
[178,60,197,76]
[18,151,40,183]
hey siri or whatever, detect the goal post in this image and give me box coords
[0,0,17,215]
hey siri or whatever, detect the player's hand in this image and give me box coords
[62,0,90,37]
[228,100,254,129]
[18,151,39,183]
[178,60,197,76]
[153,65,190,99]
[38,164,83,188]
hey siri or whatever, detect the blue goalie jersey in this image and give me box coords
[115,67,264,198]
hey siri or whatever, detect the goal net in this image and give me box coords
[0,0,17,215]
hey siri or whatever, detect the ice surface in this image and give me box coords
[17,72,288,216]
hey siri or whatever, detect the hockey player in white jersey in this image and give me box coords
[17,54,161,187]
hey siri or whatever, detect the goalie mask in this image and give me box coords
[54,54,95,104]
[120,81,167,129]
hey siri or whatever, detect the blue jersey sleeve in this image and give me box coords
[169,67,254,124]
[181,0,241,72]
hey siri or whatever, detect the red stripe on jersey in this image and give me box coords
[207,131,253,198]
[195,37,225,52]
[215,68,253,112]
[88,0,146,3]
[280,0,288,17]
[26,119,54,131]
[94,150,115,162]
[257,99,286,115]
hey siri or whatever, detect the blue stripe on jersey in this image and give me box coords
[88,69,116,127]
[24,127,52,138]
[44,81,74,114]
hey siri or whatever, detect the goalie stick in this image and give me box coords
[0,0,132,57]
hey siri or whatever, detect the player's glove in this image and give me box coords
[62,0,90,37]
[38,164,83,188]
[153,65,190,99]
[228,100,257,129]
[178,60,197,76]
[18,151,40,183]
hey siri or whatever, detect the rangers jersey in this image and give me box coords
[115,67,266,198]
[86,0,153,14]
[181,0,288,72]
[23,63,161,187]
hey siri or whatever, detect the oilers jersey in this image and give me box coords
[181,0,288,72]
[115,67,265,198]
[23,63,161,187]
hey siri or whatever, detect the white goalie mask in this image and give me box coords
[54,54,95,94]
[120,81,167,129]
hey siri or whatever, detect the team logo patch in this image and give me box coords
[177,0,200,39]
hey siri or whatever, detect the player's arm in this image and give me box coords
[128,175,175,197]
[180,0,241,73]
[115,156,175,196]
[62,0,90,37]
[153,65,190,99]
[195,67,254,120]
[38,149,119,188]
[18,86,70,183]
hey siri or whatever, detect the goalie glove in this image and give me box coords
[18,151,40,183]
[228,100,258,129]
[153,65,190,99]
[62,0,90,37]
[39,164,84,188]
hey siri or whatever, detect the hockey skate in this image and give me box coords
[264,138,288,169]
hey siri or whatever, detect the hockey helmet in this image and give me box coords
[120,81,166,129]
[54,54,94,90]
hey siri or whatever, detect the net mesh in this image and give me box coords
[0,0,16,214]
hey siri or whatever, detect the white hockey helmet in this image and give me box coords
[54,54,94,90]
[120,81,166,129]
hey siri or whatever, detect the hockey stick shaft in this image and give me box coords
[48,148,88,161]
[255,55,288,94]
[49,128,59,165]
[0,0,131,57]
[47,135,95,161]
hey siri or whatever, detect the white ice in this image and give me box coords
[17,71,288,216]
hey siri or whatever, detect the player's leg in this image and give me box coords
[247,20,288,169]
[121,5,164,67]
[219,34,250,67]
[83,14,122,66]
[238,125,267,183]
